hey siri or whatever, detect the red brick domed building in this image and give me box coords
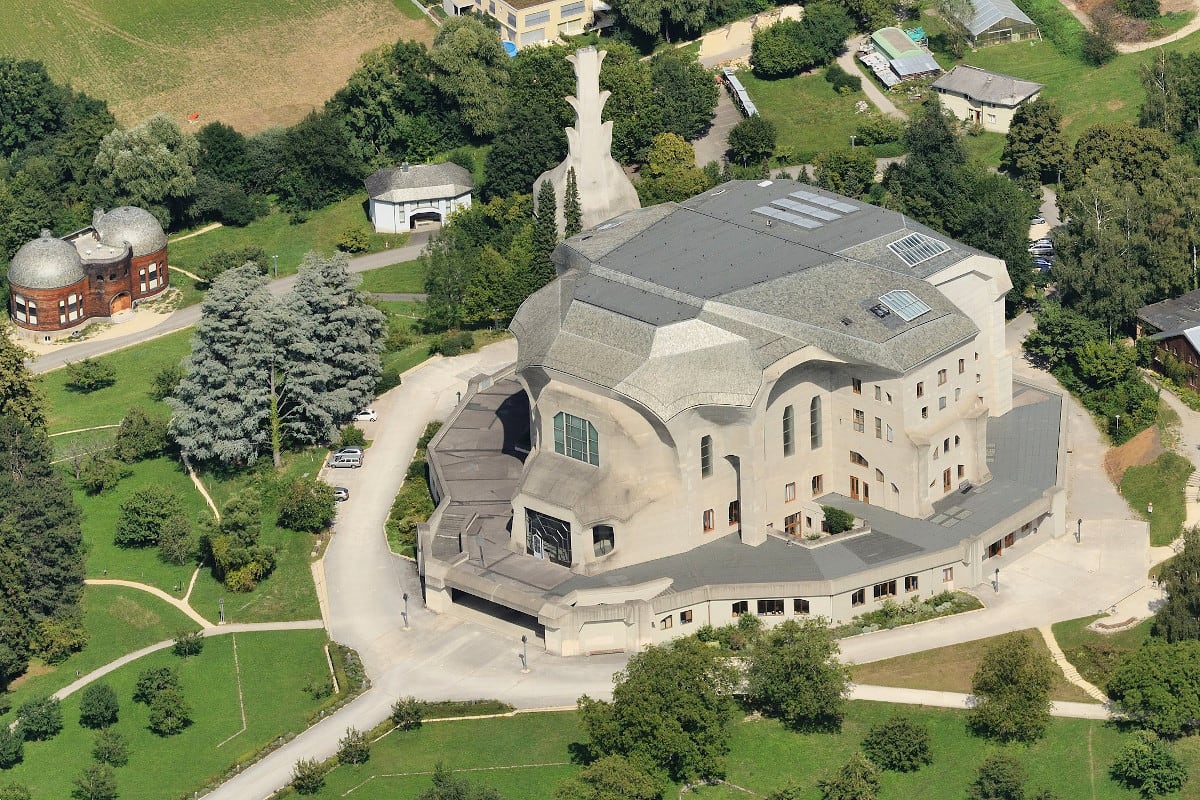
[8,206,169,342]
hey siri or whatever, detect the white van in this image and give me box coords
[327,453,363,469]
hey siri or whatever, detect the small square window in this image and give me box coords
[852,378,862,394]
[916,382,924,398]
[785,482,796,502]
[852,589,865,606]
[943,567,953,582]
[937,369,947,385]
[905,575,919,592]
[921,406,928,419]
[794,598,810,615]
[680,610,693,624]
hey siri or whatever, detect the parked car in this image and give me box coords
[1031,216,1046,225]
[327,453,363,469]
[353,408,378,422]
[1028,244,1054,256]
[334,487,349,502]
[1032,257,1053,271]
[335,447,364,459]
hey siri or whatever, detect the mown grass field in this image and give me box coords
[2,585,199,714]
[1120,451,1193,546]
[738,71,867,165]
[1,630,332,800]
[358,259,426,295]
[0,0,434,133]
[305,704,1158,800]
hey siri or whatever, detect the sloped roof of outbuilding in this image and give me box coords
[95,206,167,257]
[8,236,85,290]
[365,163,474,204]
[961,0,1036,36]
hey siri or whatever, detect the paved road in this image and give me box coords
[693,85,741,167]
[838,37,906,119]
[27,233,431,374]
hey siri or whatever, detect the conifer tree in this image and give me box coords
[533,180,559,285]
[564,167,582,238]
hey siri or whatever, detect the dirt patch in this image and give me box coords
[109,595,162,630]
[7,661,54,690]
[1105,98,1126,110]
[1104,426,1164,485]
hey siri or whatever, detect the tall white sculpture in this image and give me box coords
[534,46,640,234]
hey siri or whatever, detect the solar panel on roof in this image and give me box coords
[789,190,857,213]
[770,197,840,221]
[888,232,950,267]
[753,206,822,229]
[879,289,932,322]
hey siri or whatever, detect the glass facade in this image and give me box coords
[526,508,572,566]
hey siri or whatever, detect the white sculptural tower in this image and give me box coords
[533,46,640,234]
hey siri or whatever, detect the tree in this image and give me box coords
[150,364,185,401]
[1108,639,1200,737]
[728,116,777,166]
[276,110,363,212]
[1082,11,1119,65]
[112,407,169,462]
[1154,525,1200,642]
[1075,340,1137,388]
[0,726,23,769]
[578,637,738,782]
[611,0,708,42]
[148,687,191,736]
[172,630,204,657]
[1069,122,1173,188]
[133,665,180,704]
[0,59,68,157]
[969,632,1056,742]
[429,16,510,139]
[114,490,183,548]
[938,0,975,56]
[92,728,128,767]
[814,147,876,198]
[79,454,127,495]
[1001,97,1068,185]
[391,696,423,730]
[860,714,932,772]
[746,618,851,730]
[553,755,663,800]
[638,134,712,205]
[417,763,504,800]
[194,246,268,286]
[1110,730,1188,797]
[644,133,695,178]
[1023,302,1105,371]
[0,328,45,430]
[1117,0,1160,18]
[78,682,119,728]
[968,754,1026,800]
[818,752,880,800]
[564,167,582,237]
[203,488,276,591]
[292,758,326,795]
[600,43,660,164]
[64,359,116,393]
[16,696,62,741]
[157,513,194,565]
[70,764,117,800]
[169,264,274,465]
[277,477,336,533]
[533,180,560,283]
[338,727,371,765]
[194,121,251,186]
[92,113,198,229]
[650,50,718,142]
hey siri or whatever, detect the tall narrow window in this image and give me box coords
[554,412,599,465]
[785,512,801,536]
[26,299,36,325]
[874,385,882,401]
[853,409,865,433]
[809,396,822,449]
[728,501,740,525]
[852,377,862,394]
[139,268,147,292]
[703,509,715,531]
[785,482,796,502]
[958,358,965,374]
[782,406,795,456]
[811,474,824,495]
[874,417,882,439]
[937,369,947,385]
[58,300,66,324]
[700,435,713,477]
[916,381,924,398]
[886,424,894,442]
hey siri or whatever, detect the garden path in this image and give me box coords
[1037,625,1109,701]
[837,36,907,119]
[849,683,1109,718]
[85,578,212,627]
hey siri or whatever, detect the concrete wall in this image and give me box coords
[934,89,1039,134]
[369,193,472,234]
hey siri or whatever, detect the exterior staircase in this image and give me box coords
[1037,625,1109,703]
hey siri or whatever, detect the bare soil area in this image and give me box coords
[1103,426,1163,485]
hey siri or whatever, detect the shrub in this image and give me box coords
[0,726,23,769]
[157,514,194,565]
[824,63,861,93]
[292,758,326,795]
[1110,730,1187,797]
[133,666,180,704]
[0,784,30,800]
[148,687,192,736]
[92,728,129,767]
[65,359,116,392]
[172,630,204,657]
[70,764,117,800]
[337,226,371,253]
[196,246,268,285]
[861,715,932,772]
[391,696,423,730]
[855,114,905,146]
[33,615,87,663]
[115,489,184,548]
[968,754,1026,800]
[16,696,62,741]
[79,455,127,495]
[822,506,855,534]
[78,683,119,729]
[113,407,170,462]
[337,727,371,765]
[277,477,336,533]
[150,364,186,400]
[338,425,367,449]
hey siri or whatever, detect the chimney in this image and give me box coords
[401,162,409,173]
[92,208,105,226]
[39,228,52,238]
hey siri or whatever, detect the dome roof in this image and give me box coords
[8,236,85,290]
[95,206,167,257]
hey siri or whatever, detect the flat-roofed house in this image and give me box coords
[462,0,600,47]
[932,65,1043,134]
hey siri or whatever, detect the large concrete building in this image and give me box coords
[443,0,607,48]
[932,66,1043,134]
[7,207,169,342]
[418,180,1066,656]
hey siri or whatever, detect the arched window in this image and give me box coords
[809,397,822,449]
[783,405,795,456]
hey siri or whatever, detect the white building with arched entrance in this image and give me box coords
[365,162,473,234]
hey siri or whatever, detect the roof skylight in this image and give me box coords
[879,289,932,322]
[888,232,950,267]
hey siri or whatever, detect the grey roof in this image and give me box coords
[94,206,167,257]
[513,180,991,421]
[8,236,85,290]
[890,53,942,79]
[932,66,1042,107]
[1138,288,1200,336]
[365,163,473,203]
[959,0,1036,35]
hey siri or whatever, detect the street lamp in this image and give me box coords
[402,591,410,631]
[272,254,279,278]
[218,597,224,624]
[1076,517,1082,543]
[1115,414,1121,437]
[519,635,529,673]
[850,135,857,147]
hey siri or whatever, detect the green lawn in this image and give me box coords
[358,259,426,294]
[1052,615,1154,691]
[75,456,212,595]
[168,195,394,280]
[1120,451,1193,546]
[393,0,428,20]
[2,585,200,713]
[1,630,333,800]
[42,329,192,434]
[306,704,1152,800]
[738,71,866,165]
[960,131,1008,169]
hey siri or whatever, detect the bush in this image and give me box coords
[338,425,367,449]
[861,715,932,772]
[113,407,170,462]
[430,329,475,357]
[148,687,192,736]
[92,728,128,767]
[391,696,423,730]
[133,666,180,704]
[337,226,371,253]
[157,514,194,565]
[172,630,204,657]
[292,758,326,795]
[33,615,87,663]
[855,114,905,146]
[728,115,778,166]
[79,455,128,495]
[824,64,861,94]
[65,359,116,392]
[115,489,184,548]
[150,364,185,401]
[1110,730,1187,797]
[0,784,30,800]
[277,477,336,533]
[337,727,371,765]
[196,246,268,285]
[16,696,62,741]
[821,506,855,534]
[78,683,119,729]
[0,726,23,768]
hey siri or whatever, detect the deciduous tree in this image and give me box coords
[1110,730,1188,797]
[746,618,851,731]
[148,686,191,736]
[1002,97,1068,185]
[968,754,1026,800]
[818,752,880,800]
[1153,525,1200,642]
[814,147,876,198]
[969,632,1056,742]
[860,714,932,772]
[112,407,169,462]
[93,113,198,229]
[114,490,184,548]
[553,755,663,800]
[277,477,336,533]
[337,727,371,765]
[276,110,363,212]
[429,16,510,139]
[17,695,62,741]
[92,728,128,767]
[70,763,117,800]
[1109,638,1200,737]
[292,758,326,795]
[78,682,119,729]
[418,763,504,800]
[0,328,44,430]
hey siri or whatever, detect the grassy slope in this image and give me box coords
[1052,615,1154,690]
[358,259,426,294]
[2,585,200,712]
[738,71,865,165]
[1120,451,1193,546]
[1,630,330,800]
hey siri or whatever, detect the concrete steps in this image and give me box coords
[1038,625,1109,703]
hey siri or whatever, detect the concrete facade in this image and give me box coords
[365,163,473,234]
[419,180,1066,656]
[932,65,1043,134]
[462,0,601,47]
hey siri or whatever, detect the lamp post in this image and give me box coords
[850,135,857,147]
[402,592,410,631]
[1115,414,1120,437]
[1076,517,1082,543]
[272,254,279,278]
[218,597,224,624]
[519,635,529,673]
